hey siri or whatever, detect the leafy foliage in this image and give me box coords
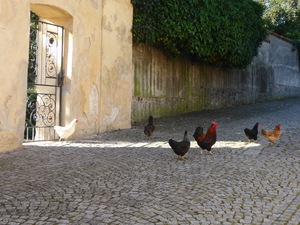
[132,0,268,68]
[28,12,39,87]
[256,0,300,41]
[25,12,39,139]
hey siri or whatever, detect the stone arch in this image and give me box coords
[30,4,72,24]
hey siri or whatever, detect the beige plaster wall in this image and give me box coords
[0,1,29,152]
[0,0,133,152]
[100,0,133,132]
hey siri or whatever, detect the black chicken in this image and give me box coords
[244,122,260,142]
[168,131,190,160]
[144,116,155,139]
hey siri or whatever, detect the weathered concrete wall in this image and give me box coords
[267,33,300,96]
[132,34,300,122]
[0,0,133,152]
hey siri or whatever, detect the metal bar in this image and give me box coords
[25,128,28,141]
[34,84,60,88]
[45,76,60,80]
[33,127,36,141]
[31,20,64,29]
[26,93,55,97]
[59,28,64,126]
[47,30,60,35]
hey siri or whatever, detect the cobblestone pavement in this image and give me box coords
[1,98,300,225]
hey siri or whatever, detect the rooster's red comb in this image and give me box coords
[211,121,218,126]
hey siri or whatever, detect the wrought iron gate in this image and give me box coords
[25,20,64,141]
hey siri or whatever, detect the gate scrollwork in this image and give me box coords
[25,19,64,141]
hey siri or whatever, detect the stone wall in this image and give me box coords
[132,34,300,122]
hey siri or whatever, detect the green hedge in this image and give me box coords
[132,0,268,68]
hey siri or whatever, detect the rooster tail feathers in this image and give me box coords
[193,127,203,139]
[195,126,204,132]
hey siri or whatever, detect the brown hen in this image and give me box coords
[261,124,282,146]
[144,116,155,139]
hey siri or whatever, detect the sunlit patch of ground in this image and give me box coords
[214,141,261,149]
[24,140,262,151]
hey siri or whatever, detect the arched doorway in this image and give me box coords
[25,5,72,141]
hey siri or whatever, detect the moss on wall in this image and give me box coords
[132,39,300,123]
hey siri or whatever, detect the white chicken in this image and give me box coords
[54,118,78,141]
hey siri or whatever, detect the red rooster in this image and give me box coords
[193,121,218,155]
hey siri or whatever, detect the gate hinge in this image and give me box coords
[57,70,64,87]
